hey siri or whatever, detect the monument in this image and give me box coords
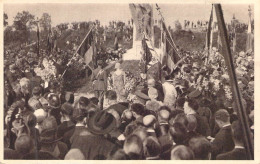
[123,4,156,61]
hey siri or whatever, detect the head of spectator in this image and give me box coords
[19,78,30,95]
[145,100,160,112]
[186,114,197,132]
[169,122,188,145]
[169,113,188,128]
[15,135,34,156]
[123,134,143,160]
[132,126,148,142]
[47,94,61,109]
[64,149,85,160]
[143,136,161,159]
[215,109,230,128]
[171,145,194,160]
[130,103,145,119]
[105,90,117,106]
[28,99,42,111]
[189,136,211,160]
[97,60,104,68]
[34,108,47,124]
[89,97,99,106]
[109,149,129,160]
[78,96,90,110]
[65,92,74,104]
[143,115,157,130]
[158,106,171,124]
[25,113,37,129]
[184,99,199,115]
[147,78,156,88]
[60,102,74,122]
[175,97,186,110]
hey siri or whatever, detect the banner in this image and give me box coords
[206,5,213,50]
[160,21,180,73]
[246,11,253,52]
[77,29,95,68]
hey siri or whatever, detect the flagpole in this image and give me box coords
[214,4,253,159]
[156,4,182,60]
[61,25,94,78]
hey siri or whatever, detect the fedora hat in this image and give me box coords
[87,110,116,135]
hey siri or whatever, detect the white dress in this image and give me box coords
[162,81,177,107]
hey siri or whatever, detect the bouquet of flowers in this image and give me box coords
[34,58,57,82]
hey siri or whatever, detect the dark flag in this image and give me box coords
[47,27,52,52]
[206,5,213,50]
[160,21,180,73]
[77,28,96,69]
[140,36,153,73]
[246,6,253,52]
[37,21,40,56]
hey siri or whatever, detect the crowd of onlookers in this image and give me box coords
[3,33,254,160]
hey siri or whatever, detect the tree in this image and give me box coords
[13,11,35,31]
[174,20,182,31]
[4,13,8,27]
[13,11,35,44]
[39,13,51,32]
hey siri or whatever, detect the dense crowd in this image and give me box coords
[4,39,254,160]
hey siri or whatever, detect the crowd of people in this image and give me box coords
[4,36,254,160]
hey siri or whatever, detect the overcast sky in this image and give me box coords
[4,3,254,28]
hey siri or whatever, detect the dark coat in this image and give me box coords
[70,126,91,145]
[105,103,128,116]
[211,125,235,159]
[216,148,247,160]
[71,133,119,160]
[193,113,211,137]
[57,120,75,149]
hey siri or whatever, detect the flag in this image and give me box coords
[160,21,180,73]
[129,4,153,41]
[246,10,253,52]
[77,29,95,68]
[206,5,213,50]
[140,36,153,73]
[47,27,52,52]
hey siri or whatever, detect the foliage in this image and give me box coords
[174,20,182,31]
[4,13,8,27]
[39,13,51,32]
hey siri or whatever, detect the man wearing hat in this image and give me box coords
[91,60,107,109]
[71,110,120,159]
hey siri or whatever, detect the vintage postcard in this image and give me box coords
[1,0,259,163]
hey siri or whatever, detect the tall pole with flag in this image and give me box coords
[156,4,181,78]
[205,5,213,64]
[246,6,253,52]
[36,17,40,57]
[61,26,95,78]
[214,4,254,160]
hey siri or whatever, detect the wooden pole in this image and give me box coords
[214,4,254,160]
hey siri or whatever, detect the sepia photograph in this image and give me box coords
[2,1,256,161]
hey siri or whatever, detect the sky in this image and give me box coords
[4,3,254,28]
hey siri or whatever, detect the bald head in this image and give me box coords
[171,145,194,160]
[123,134,143,159]
[65,149,85,160]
